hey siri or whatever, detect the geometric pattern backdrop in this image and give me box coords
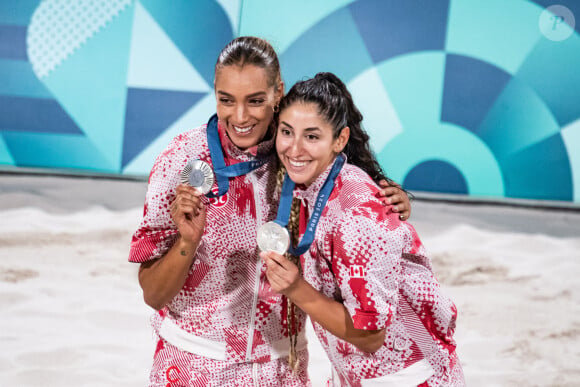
[1,0,579,203]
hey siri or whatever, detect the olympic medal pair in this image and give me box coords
[181,159,289,255]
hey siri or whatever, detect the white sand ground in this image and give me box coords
[0,174,579,386]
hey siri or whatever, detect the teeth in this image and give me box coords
[289,159,308,167]
[233,125,252,134]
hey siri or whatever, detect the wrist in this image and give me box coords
[285,278,309,303]
[176,235,199,258]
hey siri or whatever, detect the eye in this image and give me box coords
[249,98,265,105]
[306,134,319,141]
[219,97,233,105]
[279,128,291,136]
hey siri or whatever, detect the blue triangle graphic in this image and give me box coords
[122,87,206,167]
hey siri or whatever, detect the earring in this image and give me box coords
[273,104,279,113]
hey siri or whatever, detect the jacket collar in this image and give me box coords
[217,120,275,164]
[292,153,346,205]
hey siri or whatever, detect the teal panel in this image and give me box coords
[127,2,210,92]
[0,59,52,98]
[122,92,216,176]
[377,121,504,197]
[446,0,543,74]
[139,0,233,85]
[516,32,580,126]
[239,0,355,53]
[41,3,134,171]
[501,133,572,200]
[477,76,560,157]
[0,134,15,164]
[562,119,580,202]
[215,0,241,34]
[348,68,404,153]
[376,52,446,130]
[0,0,40,25]
[280,7,373,88]
[2,132,115,171]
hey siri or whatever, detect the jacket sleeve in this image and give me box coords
[329,200,410,331]
[128,136,190,263]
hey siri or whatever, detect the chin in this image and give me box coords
[230,135,258,150]
[286,171,309,186]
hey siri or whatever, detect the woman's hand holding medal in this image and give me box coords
[260,251,303,297]
[171,184,207,247]
[172,159,216,246]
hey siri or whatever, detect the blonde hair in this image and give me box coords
[275,165,302,371]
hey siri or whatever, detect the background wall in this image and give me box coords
[1,0,579,203]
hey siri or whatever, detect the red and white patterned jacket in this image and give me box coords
[294,160,464,386]
[129,121,307,364]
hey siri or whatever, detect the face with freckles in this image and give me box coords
[215,64,283,150]
[276,102,349,186]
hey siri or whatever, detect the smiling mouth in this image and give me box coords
[233,125,253,134]
[287,158,309,168]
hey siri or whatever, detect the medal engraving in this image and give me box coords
[189,169,206,187]
[180,160,215,194]
[257,222,290,254]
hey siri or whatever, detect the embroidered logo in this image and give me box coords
[350,265,365,278]
[208,186,228,208]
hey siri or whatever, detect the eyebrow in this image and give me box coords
[280,121,321,132]
[216,90,267,99]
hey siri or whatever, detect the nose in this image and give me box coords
[234,103,248,124]
[288,136,303,156]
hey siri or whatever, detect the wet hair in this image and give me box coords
[215,36,281,87]
[278,72,391,185]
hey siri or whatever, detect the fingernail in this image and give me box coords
[393,206,398,212]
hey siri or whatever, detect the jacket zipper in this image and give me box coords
[246,171,263,362]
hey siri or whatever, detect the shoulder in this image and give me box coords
[331,163,381,206]
[329,163,412,237]
[161,124,209,162]
[320,164,383,232]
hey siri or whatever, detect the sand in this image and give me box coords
[1,174,579,386]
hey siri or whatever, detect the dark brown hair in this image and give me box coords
[279,72,391,184]
[215,36,281,87]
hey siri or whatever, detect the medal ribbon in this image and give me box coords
[205,114,269,198]
[274,154,345,256]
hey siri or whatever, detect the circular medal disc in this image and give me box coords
[257,221,290,255]
[180,160,215,194]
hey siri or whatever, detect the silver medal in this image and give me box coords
[257,221,290,254]
[180,159,215,194]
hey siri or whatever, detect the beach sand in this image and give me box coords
[1,174,579,386]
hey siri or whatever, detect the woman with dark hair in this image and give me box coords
[262,72,465,386]
[129,38,411,386]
